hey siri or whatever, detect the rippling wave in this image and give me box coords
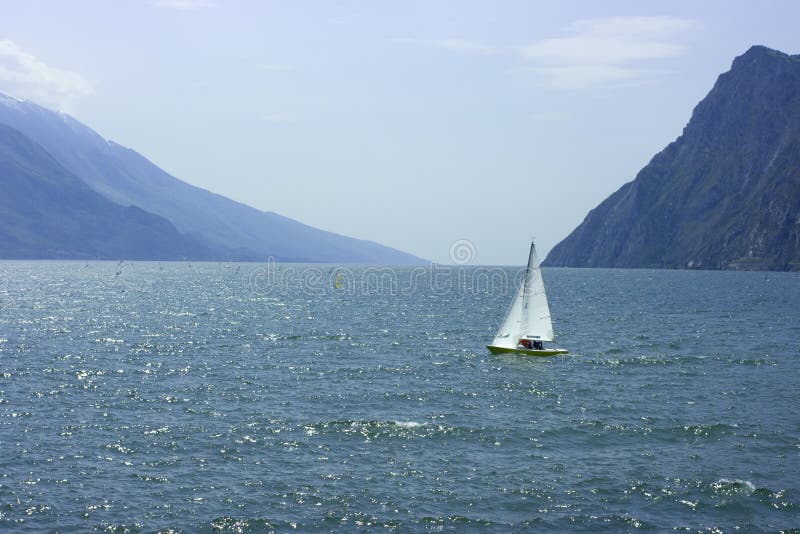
[0,262,797,531]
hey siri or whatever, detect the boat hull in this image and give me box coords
[486,345,569,357]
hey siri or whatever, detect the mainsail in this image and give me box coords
[491,242,554,348]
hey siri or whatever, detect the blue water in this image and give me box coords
[0,261,798,531]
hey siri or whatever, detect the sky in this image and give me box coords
[1,1,798,264]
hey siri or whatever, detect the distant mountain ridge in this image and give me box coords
[0,123,214,259]
[544,46,800,271]
[0,93,424,263]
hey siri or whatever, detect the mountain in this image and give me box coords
[0,93,424,264]
[0,123,216,259]
[544,46,800,271]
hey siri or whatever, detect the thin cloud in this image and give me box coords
[393,16,696,90]
[519,16,696,88]
[255,63,293,72]
[527,110,573,122]
[328,12,367,25]
[0,39,94,110]
[261,113,301,124]
[509,65,671,90]
[152,0,215,10]
[391,38,500,55]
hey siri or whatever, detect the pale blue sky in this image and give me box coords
[1,1,798,264]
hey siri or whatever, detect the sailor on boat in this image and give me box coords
[517,338,545,351]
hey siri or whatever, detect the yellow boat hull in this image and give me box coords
[486,345,569,357]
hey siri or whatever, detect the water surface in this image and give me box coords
[0,262,797,531]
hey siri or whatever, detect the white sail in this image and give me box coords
[491,242,554,347]
[491,282,526,348]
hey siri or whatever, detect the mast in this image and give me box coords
[518,241,536,333]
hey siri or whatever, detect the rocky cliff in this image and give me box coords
[544,46,800,271]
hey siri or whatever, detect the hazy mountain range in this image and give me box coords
[0,123,216,259]
[544,46,800,271]
[0,93,423,263]
[4,45,798,268]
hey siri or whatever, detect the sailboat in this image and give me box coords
[486,241,568,357]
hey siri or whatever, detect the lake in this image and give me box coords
[0,261,798,531]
